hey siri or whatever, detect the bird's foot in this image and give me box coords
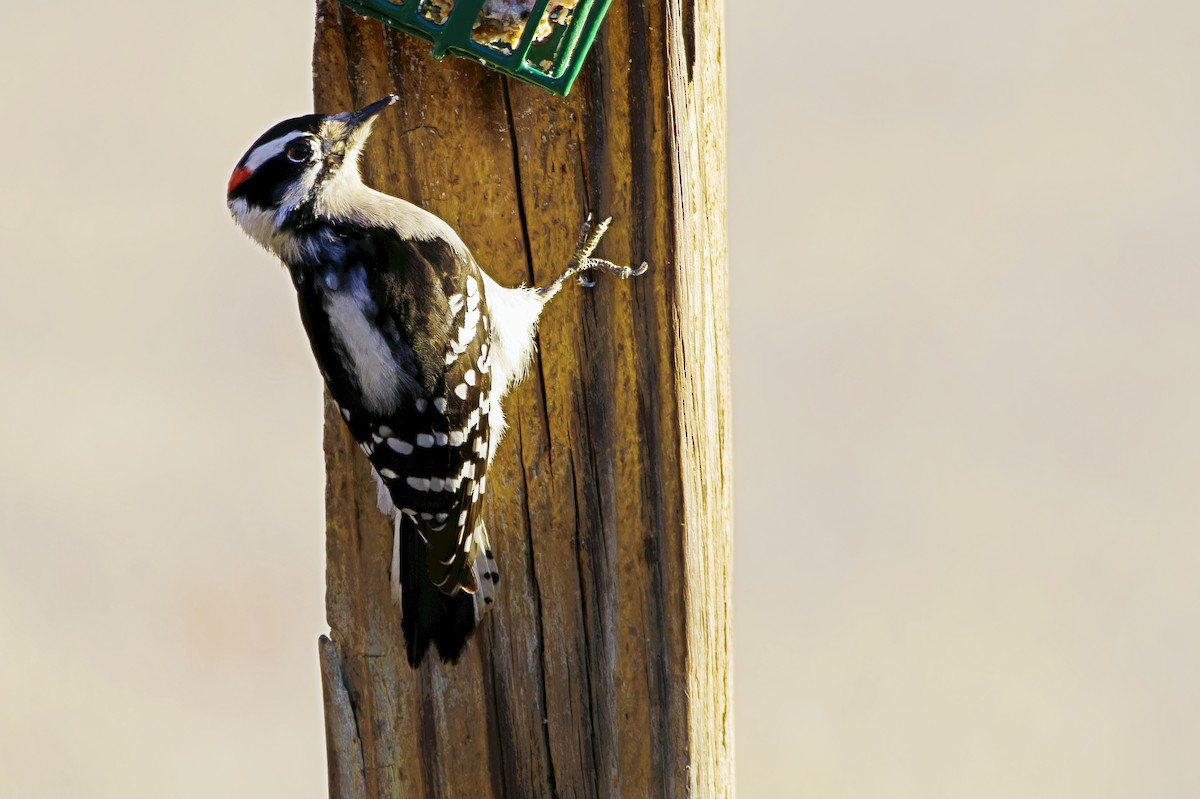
[556,213,650,289]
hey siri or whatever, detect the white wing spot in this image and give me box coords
[464,369,477,386]
[462,308,481,335]
[407,477,431,491]
[416,433,435,448]
[454,383,469,400]
[379,468,399,479]
[434,398,447,413]
[387,438,414,454]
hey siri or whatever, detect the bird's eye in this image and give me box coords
[286,140,311,163]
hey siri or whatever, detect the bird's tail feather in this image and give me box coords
[391,515,496,667]
[463,521,499,621]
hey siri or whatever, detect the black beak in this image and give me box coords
[326,94,398,155]
[340,95,399,132]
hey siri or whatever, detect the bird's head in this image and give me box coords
[227,95,397,249]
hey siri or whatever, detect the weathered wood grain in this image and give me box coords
[313,1,730,795]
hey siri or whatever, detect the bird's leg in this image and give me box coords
[535,214,649,300]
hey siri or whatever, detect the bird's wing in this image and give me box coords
[293,225,497,599]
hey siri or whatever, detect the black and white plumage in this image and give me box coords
[227,95,646,666]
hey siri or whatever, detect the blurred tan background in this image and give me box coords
[1,1,1198,796]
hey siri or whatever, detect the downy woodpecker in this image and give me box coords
[227,95,645,666]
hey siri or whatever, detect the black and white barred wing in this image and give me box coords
[359,264,499,602]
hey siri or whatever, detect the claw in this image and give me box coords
[571,214,612,267]
[580,257,645,282]
[538,214,648,298]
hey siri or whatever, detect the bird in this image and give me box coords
[227,94,646,666]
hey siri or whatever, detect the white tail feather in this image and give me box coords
[390,514,403,604]
[466,521,499,622]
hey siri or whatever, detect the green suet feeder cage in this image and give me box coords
[338,0,613,97]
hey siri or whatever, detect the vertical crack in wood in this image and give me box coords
[416,678,439,792]
[566,443,603,797]
[500,78,538,289]
[515,426,562,798]
[500,77,557,476]
[681,2,696,82]
[484,644,512,799]
[624,7,685,795]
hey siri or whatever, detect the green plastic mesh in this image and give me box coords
[337,0,613,97]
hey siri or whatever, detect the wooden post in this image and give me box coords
[313,2,730,796]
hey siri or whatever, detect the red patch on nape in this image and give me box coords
[227,165,253,195]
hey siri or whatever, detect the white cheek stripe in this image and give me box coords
[244,131,307,172]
